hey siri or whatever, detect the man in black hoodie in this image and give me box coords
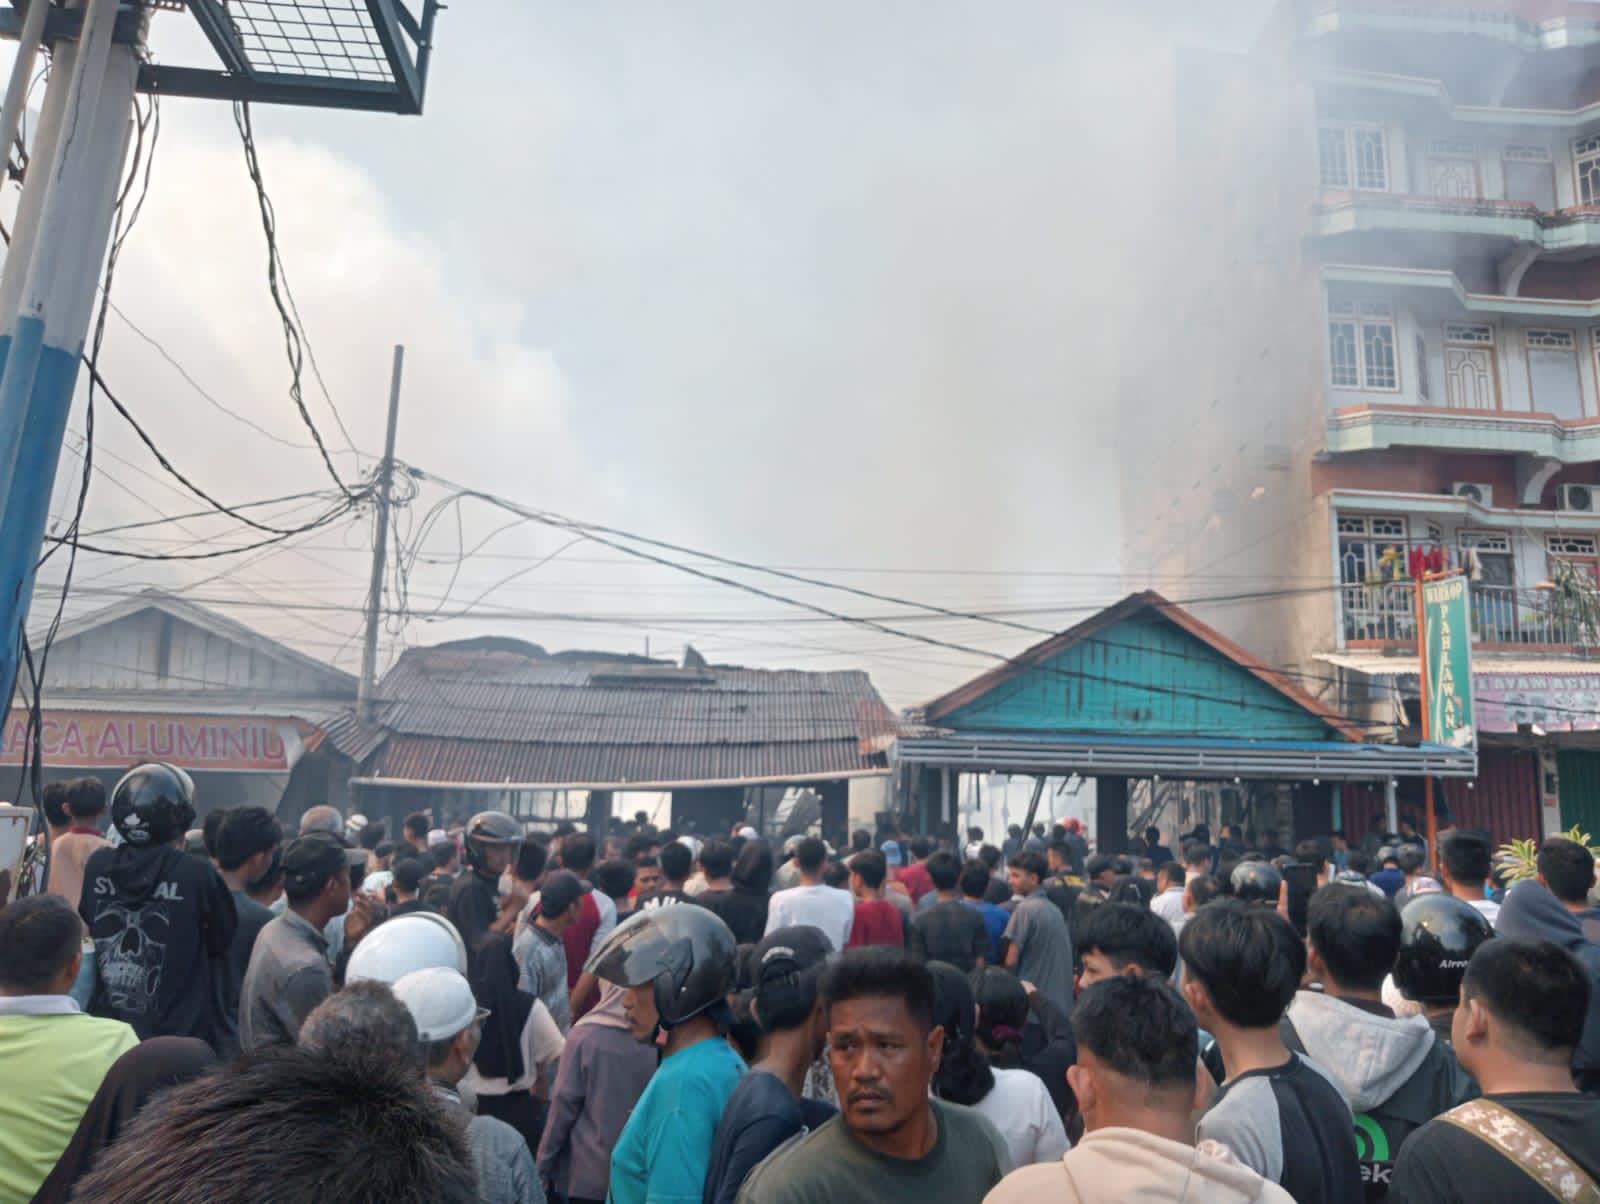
[80,763,237,1051]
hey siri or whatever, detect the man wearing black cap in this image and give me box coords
[515,869,582,1033]
[704,926,836,1204]
[239,831,368,1050]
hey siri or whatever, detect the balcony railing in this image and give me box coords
[1341,582,1600,647]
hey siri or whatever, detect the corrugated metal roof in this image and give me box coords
[372,736,882,789]
[318,711,390,763]
[323,647,899,788]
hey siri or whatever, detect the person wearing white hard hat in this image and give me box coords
[346,911,470,984]
[392,968,544,1204]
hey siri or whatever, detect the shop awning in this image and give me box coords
[894,731,1477,780]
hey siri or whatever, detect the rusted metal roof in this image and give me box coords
[322,647,899,789]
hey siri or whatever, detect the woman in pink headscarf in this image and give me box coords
[535,982,656,1204]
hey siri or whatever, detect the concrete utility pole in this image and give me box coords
[0,0,439,712]
[358,344,404,722]
[0,0,142,706]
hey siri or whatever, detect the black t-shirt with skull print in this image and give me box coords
[81,843,238,1050]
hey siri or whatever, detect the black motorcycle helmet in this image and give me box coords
[463,810,522,874]
[111,763,197,848]
[1231,859,1283,905]
[1395,893,1493,1006]
[586,904,737,1030]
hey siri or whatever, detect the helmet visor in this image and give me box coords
[585,909,679,988]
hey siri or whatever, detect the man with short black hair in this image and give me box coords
[425,839,461,890]
[1181,900,1361,1203]
[630,856,663,911]
[1004,851,1075,1007]
[1294,840,1329,887]
[1143,826,1174,867]
[1496,875,1600,1096]
[847,849,905,949]
[1184,841,1216,880]
[1077,902,1178,987]
[214,806,284,1037]
[910,852,988,971]
[640,841,692,911]
[987,975,1293,1203]
[240,831,358,1049]
[45,777,111,916]
[1538,837,1600,942]
[961,862,1009,964]
[0,894,139,1202]
[389,857,432,916]
[1392,939,1600,1203]
[403,810,432,859]
[765,837,854,951]
[1286,886,1476,1195]
[1393,847,1439,910]
[1437,831,1498,923]
[895,835,936,903]
[1151,861,1186,929]
[1084,854,1117,893]
[735,948,1009,1203]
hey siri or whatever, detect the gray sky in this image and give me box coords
[28,0,1273,708]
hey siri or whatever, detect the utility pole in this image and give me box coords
[0,0,142,707]
[0,0,440,710]
[358,344,403,723]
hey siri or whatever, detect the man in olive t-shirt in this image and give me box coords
[736,948,1010,1204]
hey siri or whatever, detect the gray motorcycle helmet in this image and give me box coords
[586,904,737,1028]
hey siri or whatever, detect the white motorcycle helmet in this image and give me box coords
[345,911,468,984]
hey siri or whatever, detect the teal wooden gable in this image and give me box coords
[926,593,1357,743]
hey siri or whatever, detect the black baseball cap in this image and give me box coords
[538,870,585,918]
[751,925,834,987]
[281,831,353,891]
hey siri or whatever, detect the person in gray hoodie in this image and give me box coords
[1495,877,1600,1097]
[1283,885,1476,1199]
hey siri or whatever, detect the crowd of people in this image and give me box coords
[1,765,1597,1203]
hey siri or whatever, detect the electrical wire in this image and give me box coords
[232,100,360,494]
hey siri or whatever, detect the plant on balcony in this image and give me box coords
[1545,558,1600,646]
[1495,825,1600,886]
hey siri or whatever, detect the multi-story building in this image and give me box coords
[1121,0,1600,840]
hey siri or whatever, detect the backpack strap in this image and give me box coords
[1439,1099,1600,1203]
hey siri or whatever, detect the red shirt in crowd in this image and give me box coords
[895,859,933,902]
[563,889,601,989]
[847,899,905,949]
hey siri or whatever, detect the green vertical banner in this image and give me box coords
[1423,575,1476,750]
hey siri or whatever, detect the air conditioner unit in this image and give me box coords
[1559,483,1596,513]
[1451,482,1494,507]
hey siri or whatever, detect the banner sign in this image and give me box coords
[1422,576,1476,749]
[0,711,302,772]
[1476,674,1600,733]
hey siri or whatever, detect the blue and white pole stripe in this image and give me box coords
[0,0,139,704]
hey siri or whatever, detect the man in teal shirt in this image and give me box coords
[587,904,744,1204]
